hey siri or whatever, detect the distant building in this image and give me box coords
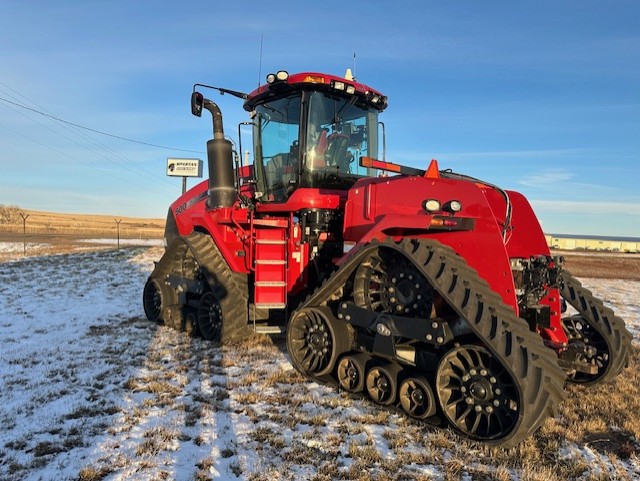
[545,234,640,253]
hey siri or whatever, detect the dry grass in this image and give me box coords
[0,208,163,260]
[557,250,640,280]
[0,208,164,239]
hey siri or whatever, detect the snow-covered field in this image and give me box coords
[0,245,638,481]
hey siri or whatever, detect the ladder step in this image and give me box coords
[255,281,287,287]
[254,324,286,335]
[255,239,286,245]
[254,303,287,309]
[255,259,286,265]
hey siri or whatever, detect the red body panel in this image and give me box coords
[344,175,518,310]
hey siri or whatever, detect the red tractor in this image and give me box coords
[143,70,631,447]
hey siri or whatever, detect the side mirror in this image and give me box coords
[191,91,204,117]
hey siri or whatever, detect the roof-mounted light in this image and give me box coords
[365,90,388,108]
[266,70,289,84]
[330,79,356,95]
[331,80,346,91]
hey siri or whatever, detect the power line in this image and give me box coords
[0,95,204,154]
[0,94,176,191]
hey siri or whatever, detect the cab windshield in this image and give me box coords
[302,91,379,189]
[253,90,379,202]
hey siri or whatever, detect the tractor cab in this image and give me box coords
[243,71,388,203]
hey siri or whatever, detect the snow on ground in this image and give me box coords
[0,247,638,481]
[80,239,164,247]
[0,242,51,254]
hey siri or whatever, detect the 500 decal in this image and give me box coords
[174,191,208,216]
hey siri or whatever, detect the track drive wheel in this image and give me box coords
[560,270,632,385]
[287,306,351,378]
[436,345,520,443]
[399,375,437,420]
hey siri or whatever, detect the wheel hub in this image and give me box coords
[436,345,519,441]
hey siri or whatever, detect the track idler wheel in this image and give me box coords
[142,278,164,322]
[399,375,437,420]
[365,362,401,406]
[197,291,223,342]
[336,353,369,393]
[559,270,632,385]
[436,345,520,443]
[287,306,351,377]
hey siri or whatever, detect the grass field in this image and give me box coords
[0,246,637,481]
[0,207,164,241]
[0,207,164,260]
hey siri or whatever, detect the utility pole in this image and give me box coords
[19,213,29,256]
[114,219,122,249]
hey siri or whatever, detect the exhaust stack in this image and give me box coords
[191,92,235,209]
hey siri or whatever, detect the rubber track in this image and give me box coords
[148,232,250,342]
[295,237,567,447]
[559,270,632,384]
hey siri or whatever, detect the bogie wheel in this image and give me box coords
[399,375,437,420]
[354,248,434,317]
[436,345,520,442]
[184,310,200,337]
[336,353,369,393]
[197,291,223,342]
[287,306,351,377]
[365,363,401,406]
[143,278,165,323]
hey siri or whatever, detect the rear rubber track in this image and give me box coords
[147,231,250,342]
[293,237,567,447]
[559,270,632,384]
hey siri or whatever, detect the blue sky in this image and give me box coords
[1,1,638,237]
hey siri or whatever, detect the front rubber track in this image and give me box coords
[295,237,567,447]
[560,270,632,384]
[146,231,250,342]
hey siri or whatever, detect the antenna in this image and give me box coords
[353,52,357,81]
[258,34,264,88]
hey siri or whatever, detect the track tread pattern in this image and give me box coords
[559,270,632,384]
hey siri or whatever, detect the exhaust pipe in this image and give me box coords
[191,92,235,209]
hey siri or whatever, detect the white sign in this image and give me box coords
[166,158,203,177]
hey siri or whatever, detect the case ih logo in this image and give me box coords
[166,158,203,177]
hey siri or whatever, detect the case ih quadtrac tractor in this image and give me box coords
[143,70,632,447]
